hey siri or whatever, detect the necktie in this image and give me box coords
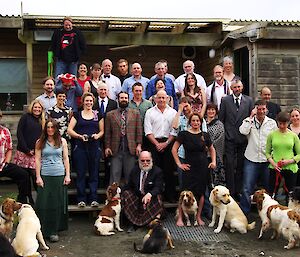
[100,100,105,116]
[120,109,126,136]
[104,74,110,78]
[141,171,147,195]
[235,98,240,109]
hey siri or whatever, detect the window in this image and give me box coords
[0,58,27,111]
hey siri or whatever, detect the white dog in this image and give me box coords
[94,182,123,236]
[12,204,49,256]
[209,185,255,234]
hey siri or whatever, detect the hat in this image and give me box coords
[60,73,75,84]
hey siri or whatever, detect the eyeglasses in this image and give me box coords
[140,159,151,163]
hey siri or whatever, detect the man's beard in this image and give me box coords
[139,160,153,172]
[119,101,128,108]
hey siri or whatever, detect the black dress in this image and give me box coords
[177,131,212,199]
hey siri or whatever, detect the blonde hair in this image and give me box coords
[27,99,46,129]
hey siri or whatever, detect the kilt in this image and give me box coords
[35,175,68,237]
[122,190,163,226]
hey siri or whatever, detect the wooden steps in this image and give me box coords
[68,202,178,212]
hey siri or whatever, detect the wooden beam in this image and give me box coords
[83,31,221,46]
[99,21,108,32]
[0,17,22,28]
[171,23,189,34]
[26,42,33,102]
[135,22,149,33]
[260,27,300,40]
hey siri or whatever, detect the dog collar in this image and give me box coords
[220,200,229,205]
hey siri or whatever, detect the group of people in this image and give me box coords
[2,15,300,241]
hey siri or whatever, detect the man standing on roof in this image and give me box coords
[51,16,86,79]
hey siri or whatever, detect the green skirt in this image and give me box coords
[35,175,68,237]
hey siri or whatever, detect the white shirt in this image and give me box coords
[144,105,177,138]
[206,81,230,109]
[101,74,121,101]
[239,116,277,162]
[233,94,242,106]
[174,73,206,93]
[98,96,108,111]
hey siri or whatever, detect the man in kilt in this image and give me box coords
[122,151,163,232]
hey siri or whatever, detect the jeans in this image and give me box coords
[55,59,78,79]
[240,159,269,214]
[72,142,101,203]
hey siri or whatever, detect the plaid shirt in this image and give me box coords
[0,125,12,172]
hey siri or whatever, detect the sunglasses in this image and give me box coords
[140,159,151,163]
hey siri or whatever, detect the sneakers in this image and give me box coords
[49,234,59,242]
[90,201,100,207]
[77,201,86,208]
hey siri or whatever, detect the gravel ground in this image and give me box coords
[42,211,300,257]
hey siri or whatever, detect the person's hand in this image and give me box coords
[29,150,35,156]
[36,176,44,188]
[269,158,281,172]
[178,103,185,112]
[208,162,216,170]
[142,193,152,209]
[135,145,142,156]
[91,133,101,140]
[105,148,112,157]
[178,163,191,171]
[155,142,165,152]
[250,106,257,118]
[63,175,71,185]
[278,159,294,167]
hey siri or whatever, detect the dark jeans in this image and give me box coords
[0,163,30,203]
[73,142,101,203]
[240,159,269,214]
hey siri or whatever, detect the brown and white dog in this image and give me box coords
[253,189,300,249]
[0,198,22,239]
[134,218,174,254]
[94,182,123,236]
[209,185,255,234]
[12,204,49,257]
[176,191,198,226]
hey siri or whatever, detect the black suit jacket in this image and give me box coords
[267,101,281,120]
[93,98,118,117]
[219,94,254,144]
[123,165,163,197]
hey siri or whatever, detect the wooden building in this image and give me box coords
[1,15,300,114]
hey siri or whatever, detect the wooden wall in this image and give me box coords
[31,44,217,99]
[0,29,25,58]
[256,41,300,110]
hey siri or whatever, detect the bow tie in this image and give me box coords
[104,74,110,78]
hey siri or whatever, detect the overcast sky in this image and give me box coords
[1,0,299,21]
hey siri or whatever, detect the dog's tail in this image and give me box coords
[247,221,256,231]
[133,242,142,252]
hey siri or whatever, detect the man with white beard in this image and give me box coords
[206,65,231,109]
[122,151,164,232]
